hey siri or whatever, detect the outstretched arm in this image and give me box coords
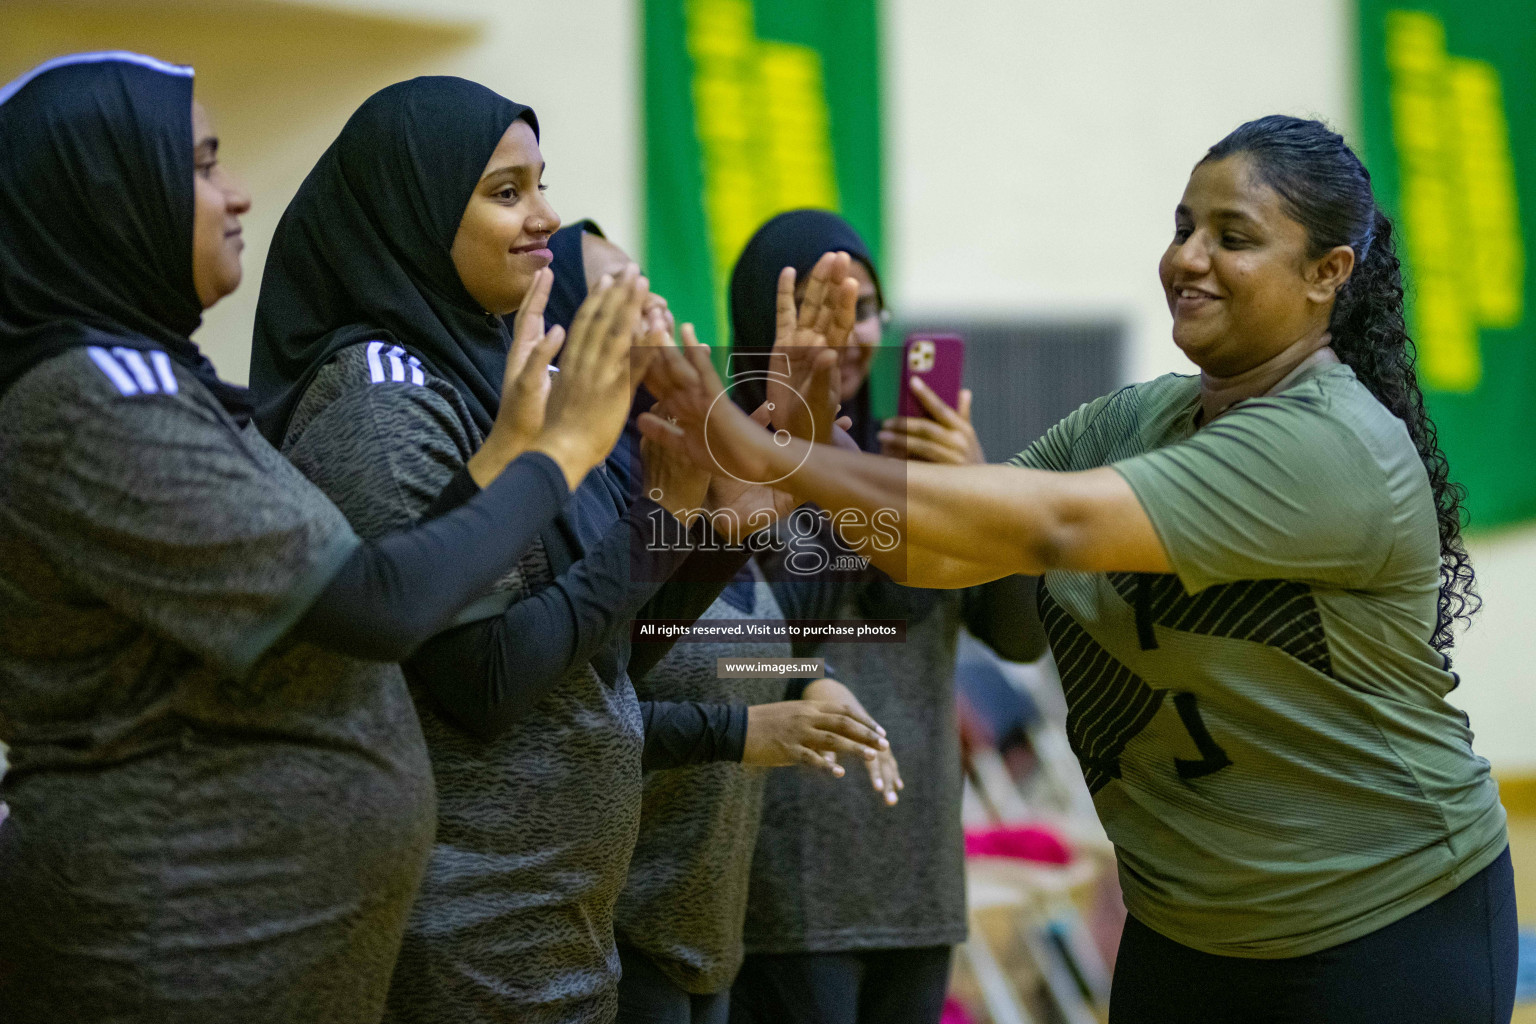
[640,341,1171,586]
[846,456,1169,582]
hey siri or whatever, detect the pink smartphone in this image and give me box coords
[898,333,965,419]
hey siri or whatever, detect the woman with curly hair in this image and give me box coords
[639,115,1515,1023]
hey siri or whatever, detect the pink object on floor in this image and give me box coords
[964,824,1072,865]
[941,996,977,1024]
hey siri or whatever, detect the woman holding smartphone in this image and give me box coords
[641,119,1514,1024]
[536,220,901,1024]
[724,211,1044,1024]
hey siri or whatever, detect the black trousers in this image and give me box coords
[729,946,953,1024]
[617,944,730,1024]
[1109,845,1518,1024]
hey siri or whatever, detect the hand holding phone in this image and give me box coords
[882,333,985,464]
[897,334,964,420]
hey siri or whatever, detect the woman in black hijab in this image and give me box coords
[725,210,1045,1024]
[727,209,885,452]
[249,80,887,1024]
[0,53,642,1023]
[543,221,903,1024]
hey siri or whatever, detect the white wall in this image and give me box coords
[1445,525,1536,774]
[886,0,1354,384]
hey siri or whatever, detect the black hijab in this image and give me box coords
[545,219,760,611]
[0,52,250,420]
[727,208,884,451]
[250,77,537,443]
[728,211,938,617]
[543,218,658,424]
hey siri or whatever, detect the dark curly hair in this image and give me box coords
[1203,115,1478,654]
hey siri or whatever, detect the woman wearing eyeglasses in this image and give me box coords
[725,210,1045,1024]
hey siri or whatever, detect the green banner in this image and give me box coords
[1360,1,1536,528]
[642,0,883,355]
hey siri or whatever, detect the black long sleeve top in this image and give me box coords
[403,446,754,764]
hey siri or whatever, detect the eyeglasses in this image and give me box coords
[855,297,892,326]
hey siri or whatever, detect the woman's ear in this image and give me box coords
[1307,244,1357,304]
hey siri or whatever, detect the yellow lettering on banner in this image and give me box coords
[686,0,840,341]
[1385,9,1525,392]
[1448,58,1524,328]
[759,42,839,212]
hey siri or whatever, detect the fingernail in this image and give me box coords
[878,737,889,748]
[877,726,887,736]
[886,792,898,805]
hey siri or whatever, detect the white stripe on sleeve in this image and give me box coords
[386,346,408,383]
[366,341,387,383]
[147,351,179,394]
[86,346,140,396]
[111,348,160,393]
[407,355,426,386]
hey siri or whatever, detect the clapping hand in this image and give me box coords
[767,251,859,444]
[637,312,710,527]
[534,265,659,489]
[640,325,777,484]
[469,267,566,486]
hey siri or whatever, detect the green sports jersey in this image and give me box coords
[1011,361,1506,958]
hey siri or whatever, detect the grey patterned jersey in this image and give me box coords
[0,348,435,1023]
[281,343,644,1024]
[614,570,790,994]
[743,589,969,953]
